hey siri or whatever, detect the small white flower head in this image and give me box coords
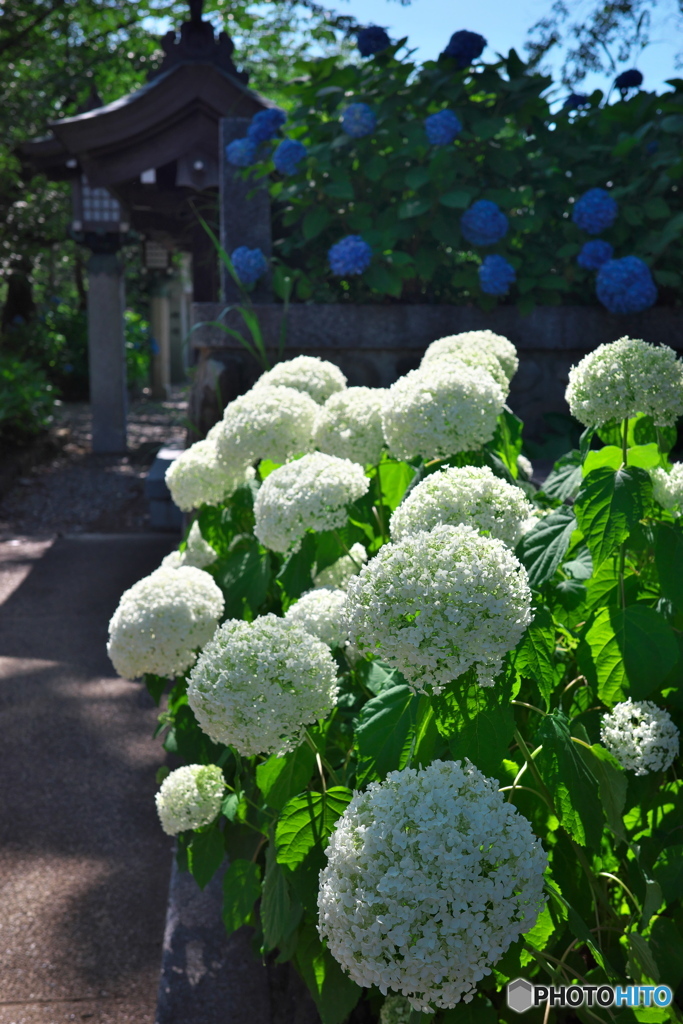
[651,464,683,517]
[155,764,225,836]
[379,995,413,1024]
[187,614,339,756]
[381,363,505,461]
[313,543,368,590]
[253,453,370,553]
[162,521,218,570]
[215,385,319,465]
[421,337,509,392]
[566,337,683,428]
[346,524,532,693]
[107,566,224,680]
[254,356,347,404]
[165,438,253,512]
[422,331,519,381]
[517,454,533,480]
[315,387,386,466]
[601,699,679,775]
[285,588,348,648]
[318,759,548,1011]
[390,465,536,549]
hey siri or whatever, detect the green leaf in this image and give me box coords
[354,685,417,786]
[536,710,601,848]
[582,446,623,474]
[295,923,361,1024]
[222,859,261,935]
[275,787,353,867]
[364,264,403,297]
[187,825,225,890]
[434,671,519,780]
[582,605,679,703]
[654,523,683,610]
[276,532,316,605]
[516,505,576,588]
[644,196,671,220]
[404,166,431,189]
[542,450,582,502]
[398,198,432,219]
[627,933,660,983]
[375,459,416,510]
[577,742,627,843]
[261,838,292,950]
[213,540,271,619]
[143,673,168,705]
[439,189,473,209]
[355,659,407,696]
[652,844,683,905]
[512,607,556,709]
[302,206,331,240]
[574,467,651,567]
[256,745,316,811]
[546,882,618,979]
[439,994,497,1023]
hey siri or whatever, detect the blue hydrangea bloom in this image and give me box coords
[442,30,487,67]
[563,93,590,111]
[424,110,463,146]
[226,138,258,168]
[357,26,391,57]
[273,139,307,176]
[578,240,614,270]
[596,256,657,314]
[231,246,268,286]
[328,236,372,276]
[479,255,516,296]
[341,103,377,139]
[615,69,643,92]
[572,188,618,235]
[460,200,509,246]
[247,108,287,143]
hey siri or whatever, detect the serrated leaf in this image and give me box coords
[295,922,361,1024]
[542,450,582,501]
[513,607,556,708]
[536,710,601,848]
[577,742,627,843]
[214,540,271,619]
[374,458,416,511]
[256,745,316,811]
[546,881,618,979]
[354,658,406,695]
[516,505,576,588]
[433,671,519,779]
[582,605,679,703]
[261,839,291,950]
[187,825,225,890]
[275,788,352,867]
[354,684,417,785]
[575,467,651,567]
[627,933,660,983]
[222,859,261,934]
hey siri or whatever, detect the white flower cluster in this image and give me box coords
[187,614,339,756]
[254,355,347,404]
[165,437,252,512]
[421,337,509,392]
[390,466,536,549]
[651,464,683,517]
[313,543,368,590]
[254,453,370,553]
[315,387,385,466]
[346,524,532,693]
[107,566,224,680]
[381,364,505,461]
[284,587,348,648]
[318,760,548,1011]
[600,699,679,775]
[422,331,519,381]
[162,521,218,570]
[155,764,225,836]
[566,337,683,428]
[215,385,319,465]
[517,454,533,480]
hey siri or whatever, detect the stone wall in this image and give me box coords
[188,302,682,441]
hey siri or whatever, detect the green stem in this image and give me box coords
[622,416,629,467]
[373,462,389,542]
[619,417,629,608]
[333,530,363,570]
[304,729,341,787]
[512,699,547,717]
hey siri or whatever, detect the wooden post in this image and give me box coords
[87,252,127,452]
[150,278,171,400]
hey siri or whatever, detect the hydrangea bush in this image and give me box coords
[111,334,682,1023]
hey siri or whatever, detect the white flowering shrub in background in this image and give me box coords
[111,330,683,1023]
[155,764,225,835]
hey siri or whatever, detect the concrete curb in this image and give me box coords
[155,856,320,1024]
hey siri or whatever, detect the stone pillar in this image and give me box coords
[150,279,171,400]
[219,118,273,303]
[87,252,127,453]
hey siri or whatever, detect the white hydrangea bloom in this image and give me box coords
[651,464,683,517]
[216,385,319,465]
[107,566,224,680]
[422,331,519,381]
[318,760,548,1011]
[315,387,385,466]
[390,466,536,549]
[346,524,532,693]
[566,337,683,428]
[381,364,505,461]
[379,995,413,1024]
[254,453,370,553]
[313,543,368,589]
[421,338,508,392]
[601,699,679,776]
[517,454,533,480]
[187,615,339,756]
[155,764,225,836]
[162,521,218,571]
[284,588,348,648]
[254,355,347,404]
[165,439,253,512]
